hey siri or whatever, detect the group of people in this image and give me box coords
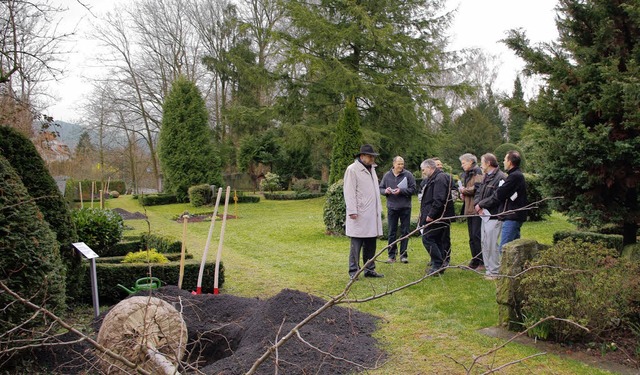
[343,144,527,280]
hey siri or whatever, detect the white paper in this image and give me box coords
[397,177,408,190]
[510,192,518,201]
[457,180,463,189]
[498,179,505,187]
[480,209,491,223]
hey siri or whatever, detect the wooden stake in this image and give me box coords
[91,181,95,208]
[79,182,83,208]
[214,187,231,295]
[178,213,188,289]
[196,188,223,294]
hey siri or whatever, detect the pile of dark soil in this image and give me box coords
[111,207,147,220]
[36,286,385,374]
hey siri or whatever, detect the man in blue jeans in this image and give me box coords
[495,151,528,253]
[379,156,417,263]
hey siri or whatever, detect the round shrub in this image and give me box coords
[520,239,640,342]
[323,180,346,235]
[72,208,124,253]
[0,154,66,337]
[109,190,120,198]
[122,249,169,264]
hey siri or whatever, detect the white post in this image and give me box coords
[196,187,223,294]
[214,187,231,294]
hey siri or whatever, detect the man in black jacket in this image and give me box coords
[495,151,528,251]
[474,153,508,279]
[419,158,455,275]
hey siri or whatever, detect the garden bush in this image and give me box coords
[139,193,178,206]
[553,230,623,254]
[140,233,183,254]
[72,208,124,254]
[0,155,66,340]
[524,173,550,221]
[260,172,281,193]
[122,249,169,264]
[0,126,81,301]
[264,192,324,200]
[323,180,346,235]
[97,252,192,264]
[291,178,323,193]
[520,239,640,342]
[189,183,214,207]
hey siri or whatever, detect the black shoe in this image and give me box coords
[364,271,384,278]
[400,257,408,264]
[427,267,444,276]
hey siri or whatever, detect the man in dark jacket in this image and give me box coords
[495,151,528,251]
[380,156,417,263]
[419,158,455,275]
[474,153,508,279]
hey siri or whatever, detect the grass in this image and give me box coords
[104,195,615,374]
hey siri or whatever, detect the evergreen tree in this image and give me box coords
[279,0,464,156]
[503,76,528,143]
[438,107,502,169]
[75,130,95,158]
[0,126,81,301]
[328,99,363,184]
[159,76,223,202]
[476,86,506,140]
[504,0,640,244]
[0,154,66,336]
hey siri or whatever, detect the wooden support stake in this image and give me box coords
[79,182,83,208]
[178,213,188,289]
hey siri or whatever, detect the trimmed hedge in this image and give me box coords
[141,233,183,254]
[553,230,624,254]
[96,252,194,264]
[263,192,324,200]
[72,208,124,254]
[139,193,179,206]
[77,259,224,304]
[101,240,141,257]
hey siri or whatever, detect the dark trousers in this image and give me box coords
[349,237,377,277]
[467,216,483,267]
[387,207,411,259]
[422,223,448,269]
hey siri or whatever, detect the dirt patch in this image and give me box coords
[35,286,385,374]
[111,207,147,220]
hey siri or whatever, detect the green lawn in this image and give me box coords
[106,195,616,374]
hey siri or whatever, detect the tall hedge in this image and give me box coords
[0,154,66,333]
[328,98,363,184]
[159,76,223,202]
[0,126,81,301]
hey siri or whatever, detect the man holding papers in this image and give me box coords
[474,153,508,279]
[379,156,417,263]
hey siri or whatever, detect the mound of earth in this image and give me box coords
[111,207,147,220]
[35,286,385,374]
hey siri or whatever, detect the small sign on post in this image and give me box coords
[72,242,100,318]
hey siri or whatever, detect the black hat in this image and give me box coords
[354,144,379,157]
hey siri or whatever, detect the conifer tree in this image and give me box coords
[504,0,640,244]
[504,76,528,143]
[328,99,363,184]
[159,76,223,202]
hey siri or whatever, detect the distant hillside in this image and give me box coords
[51,121,97,152]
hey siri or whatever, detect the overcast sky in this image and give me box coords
[46,0,559,122]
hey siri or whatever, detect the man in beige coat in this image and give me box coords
[344,144,384,279]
